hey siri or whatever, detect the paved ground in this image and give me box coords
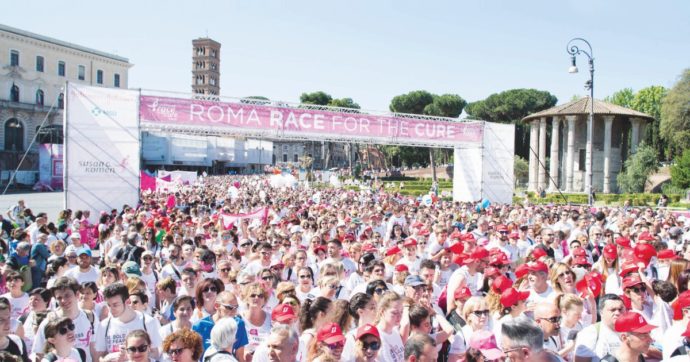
[0,191,64,221]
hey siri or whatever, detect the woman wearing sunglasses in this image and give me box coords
[308,322,346,361]
[353,324,382,362]
[42,317,86,362]
[192,279,224,323]
[123,329,153,362]
[162,328,203,362]
[241,283,272,356]
[461,297,492,343]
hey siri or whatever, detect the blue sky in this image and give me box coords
[4,1,689,113]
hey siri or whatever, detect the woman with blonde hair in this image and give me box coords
[461,296,492,344]
[240,282,271,355]
[549,262,596,326]
[375,291,405,362]
[318,275,343,300]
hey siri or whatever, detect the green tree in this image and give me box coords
[423,94,466,118]
[604,88,635,108]
[465,89,557,159]
[300,91,332,105]
[617,144,658,193]
[632,86,668,160]
[389,90,435,114]
[241,95,270,105]
[514,156,529,187]
[671,149,690,190]
[660,69,690,157]
[328,98,360,109]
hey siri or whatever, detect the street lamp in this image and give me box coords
[567,38,595,206]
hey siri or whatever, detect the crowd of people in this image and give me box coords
[1,174,690,362]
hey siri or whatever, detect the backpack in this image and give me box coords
[44,348,87,362]
[204,350,233,362]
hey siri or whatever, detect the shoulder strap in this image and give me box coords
[7,334,23,354]
[172,264,182,280]
[204,350,232,362]
[44,352,58,362]
[84,309,95,333]
[77,347,87,362]
[153,269,159,282]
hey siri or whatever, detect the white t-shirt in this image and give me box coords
[663,320,689,360]
[65,266,100,284]
[244,313,272,353]
[32,310,98,362]
[95,311,162,354]
[40,348,84,362]
[527,285,555,305]
[2,292,29,321]
[377,326,405,362]
[574,322,621,362]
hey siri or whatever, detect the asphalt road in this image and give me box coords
[0,191,64,221]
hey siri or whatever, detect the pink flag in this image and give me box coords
[220,207,269,229]
[166,194,176,209]
[140,171,156,192]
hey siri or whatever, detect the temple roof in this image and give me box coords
[522,97,655,122]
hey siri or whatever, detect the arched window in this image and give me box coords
[10,84,19,102]
[58,93,64,109]
[4,118,24,151]
[36,89,44,106]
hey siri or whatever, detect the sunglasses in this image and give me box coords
[472,310,490,317]
[221,303,238,311]
[299,275,311,279]
[327,341,345,350]
[539,316,562,324]
[126,344,149,353]
[143,256,153,261]
[167,348,185,356]
[262,275,274,281]
[328,284,339,290]
[361,341,381,351]
[203,287,218,293]
[58,322,76,335]
[628,286,646,294]
[250,293,264,299]
[374,288,386,295]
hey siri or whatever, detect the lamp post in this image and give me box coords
[567,38,594,206]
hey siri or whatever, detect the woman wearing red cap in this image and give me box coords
[493,288,528,342]
[352,324,382,362]
[307,322,346,361]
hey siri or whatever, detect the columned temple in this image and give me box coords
[521,97,655,194]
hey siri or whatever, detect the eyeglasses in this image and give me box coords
[220,268,231,273]
[58,322,76,335]
[221,303,238,311]
[239,243,251,248]
[472,310,490,317]
[539,316,562,324]
[262,275,274,281]
[299,275,311,279]
[261,251,272,256]
[126,344,149,353]
[361,341,381,351]
[143,256,153,261]
[374,288,386,295]
[203,287,218,293]
[167,348,186,356]
[628,286,647,294]
[250,293,264,299]
[557,271,571,279]
[326,341,345,350]
[328,284,339,290]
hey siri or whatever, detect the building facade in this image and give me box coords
[191,38,220,96]
[0,23,131,176]
[522,97,654,194]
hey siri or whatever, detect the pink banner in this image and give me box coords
[221,207,269,229]
[140,172,156,192]
[140,96,483,146]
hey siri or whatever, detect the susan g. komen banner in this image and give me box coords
[220,207,269,229]
[139,95,484,147]
[64,83,140,214]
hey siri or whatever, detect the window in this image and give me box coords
[96,70,103,84]
[58,93,64,109]
[294,154,298,162]
[283,154,288,162]
[10,50,19,66]
[36,56,44,72]
[114,74,120,87]
[78,65,85,80]
[36,90,44,105]
[58,61,65,76]
[578,149,586,171]
[10,84,19,102]
[4,118,24,151]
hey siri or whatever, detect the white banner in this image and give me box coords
[64,83,140,213]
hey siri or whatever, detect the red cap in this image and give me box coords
[526,260,549,274]
[531,248,547,261]
[509,232,520,239]
[468,330,505,361]
[418,229,430,236]
[483,266,500,279]
[619,262,640,277]
[271,304,297,323]
[657,249,677,260]
[454,286,472,300]
[634,243,657,265]
[385,246,401,257]
[453,253,469,266]
[616,237,632,248]
[572,247,588,258]
[500,287,530,308]
[395,264,409,273]
[463,233,477,243]
[573,256,592,267]
[496,224,508,232]
[637,231,655,242]
[449,242,464,255]
[674,291,690,321]
[314,246,327,254]
[491,275,514,294]
[471,247,490,261]
[361,243,376,253]
[576,274,602,297]
[614,312,657,333]
[489,253,509,266]
[344,233,356,241]
[403,238,418,248]
[356,324,380,340]
[603,244,617,259]
[317,322,345,344]
[515,264,530,279]
[622,274,645,290]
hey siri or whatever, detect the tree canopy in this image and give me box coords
[464,89,557,123]
[328,98,361,109]
[300,91,332,106]
[671,149,690,190]
[660,69,690,157]
[604,88,634,108]
[617,144,658,193]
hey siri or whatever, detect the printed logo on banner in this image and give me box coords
[91,106,117,118]
[146,98,178,120]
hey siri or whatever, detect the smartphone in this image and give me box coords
[567,330,579,341]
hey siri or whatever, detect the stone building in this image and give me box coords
[0,23,131,173]
[191,38,220,96]
[522,97,654,194]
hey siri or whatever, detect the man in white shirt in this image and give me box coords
[663,291,690,360]
[65,248,100,284]
[526,261,554,307]
[320,239,356,278]
[574,294,625,362]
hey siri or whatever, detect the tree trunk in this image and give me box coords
[430,148,437,183]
